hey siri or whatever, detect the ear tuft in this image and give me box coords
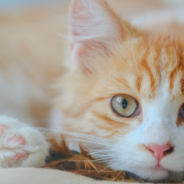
[70,0,120,40]
[69,0,129,72]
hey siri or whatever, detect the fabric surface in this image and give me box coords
[0,168,139,184]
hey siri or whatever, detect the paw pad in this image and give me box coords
[0,125,8,134]
[0,118,49,168]
[13,152,27,160]
[8,136,26,145]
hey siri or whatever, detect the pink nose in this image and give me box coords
[146,144,174,161]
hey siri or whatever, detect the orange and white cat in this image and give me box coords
[1,0,184,182]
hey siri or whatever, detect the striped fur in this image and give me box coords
[54,0,184,182]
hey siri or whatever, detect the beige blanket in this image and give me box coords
[0,168,137,184]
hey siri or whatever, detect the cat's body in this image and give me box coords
[1,0,184,182]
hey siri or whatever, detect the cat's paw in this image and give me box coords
[0,116,49,168]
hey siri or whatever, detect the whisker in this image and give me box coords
[90,152,118,158]
[96,166,109,176]
[67,139,109,146]
[94,156,120,162]
[114,171,122,181]
[37,127,112,143]
[89,149,116,154]
[45,136,110,147]
[36,127,120,165]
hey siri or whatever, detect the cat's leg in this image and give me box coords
[0,115,49,168]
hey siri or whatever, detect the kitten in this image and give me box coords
[1,0,184,182]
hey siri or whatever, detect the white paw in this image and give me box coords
[0,116,49,168]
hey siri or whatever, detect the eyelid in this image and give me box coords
[131,104,140,117]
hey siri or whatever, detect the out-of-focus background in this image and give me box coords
[0,0,67,11]
[0,0,184,12]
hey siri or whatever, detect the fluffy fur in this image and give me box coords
[1,0,184,182]
[0,115,49,168]
[56,0,184,182]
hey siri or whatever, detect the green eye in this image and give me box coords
[111,95,139,117]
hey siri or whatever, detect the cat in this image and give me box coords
[1,0,184,182]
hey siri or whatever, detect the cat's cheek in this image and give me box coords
[131,167,169,181]
[160,129,184,172]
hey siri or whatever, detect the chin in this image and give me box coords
[109,160,184,182]
[110,165,167,181]
[132,167,183,182]
[137,168,169,182]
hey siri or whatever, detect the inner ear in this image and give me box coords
[69,0,130,72]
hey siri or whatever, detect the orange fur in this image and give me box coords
[59,32,184,137]
[54,2,184,153]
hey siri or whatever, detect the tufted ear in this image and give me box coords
[69,0,129,72]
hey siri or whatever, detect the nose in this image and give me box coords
[145,144,174,161]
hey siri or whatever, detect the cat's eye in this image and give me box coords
[179,104,184,118]
[111,95,139,117]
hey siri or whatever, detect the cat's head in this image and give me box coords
[58,0,184,181]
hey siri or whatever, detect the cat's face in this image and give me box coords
[59,0,184,181]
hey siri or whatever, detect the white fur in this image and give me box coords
[0,115,49,168]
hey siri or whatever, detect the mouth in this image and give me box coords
[149,162,169,172]
[153,164,167,171]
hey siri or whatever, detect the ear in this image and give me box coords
[69,0,129,72]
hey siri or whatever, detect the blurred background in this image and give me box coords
[0,0,68,11]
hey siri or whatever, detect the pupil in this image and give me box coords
[182,104,184,110]
[122,99,128,109]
